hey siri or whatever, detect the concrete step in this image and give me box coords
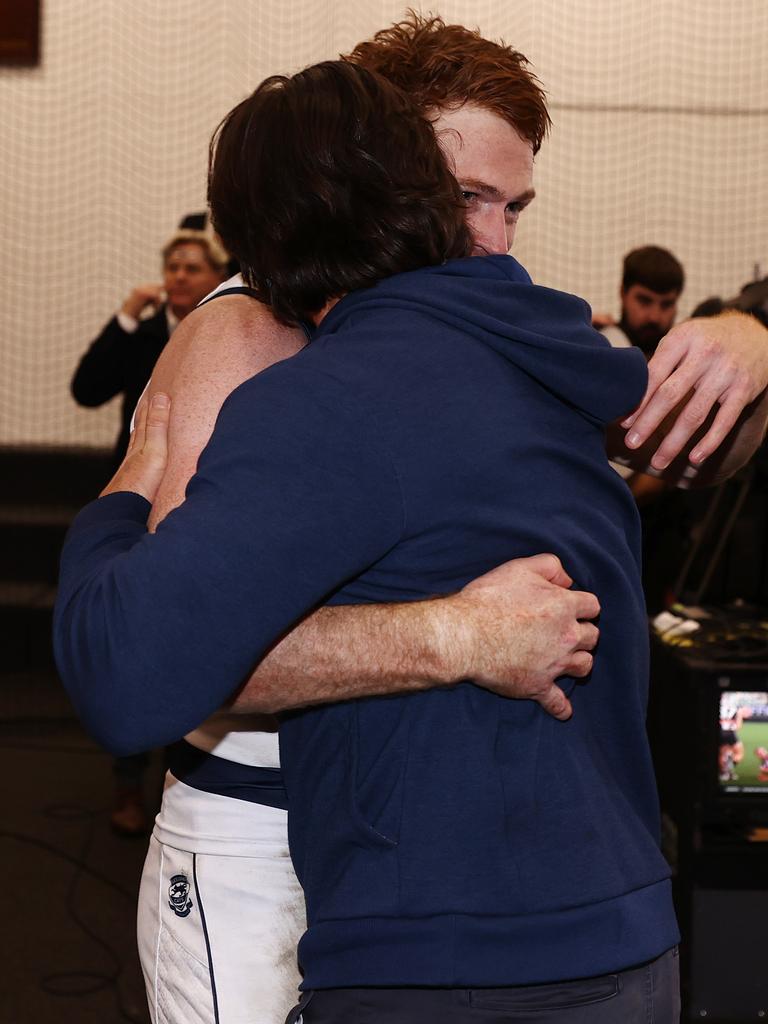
[0,510,75,583]
[0,582,57,672]
[0,444,112,507]
[0,668,74,723]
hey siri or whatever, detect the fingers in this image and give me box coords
[576,621,600,651]
[624,376,693,452]
[623,333,688,429]
[566,650,594,678]
[622,313,766,465]
[466,553,574,593]
[525,552,573,589]
[561,622,597,678]
[645,397,723,470]
[535,684,573,722]
[127,393,170,458]
[143,393,171,458]
[689,389,750,464]
[100,393,170,501]
[570,589,600,621]
[642,389,714,470]
[631,369,749,470]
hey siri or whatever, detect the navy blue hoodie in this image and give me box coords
[55,255,678,987]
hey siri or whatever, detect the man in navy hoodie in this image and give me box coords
[56,61,768,1023]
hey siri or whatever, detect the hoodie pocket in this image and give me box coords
[495,703,543,823]
[348,698,411,848]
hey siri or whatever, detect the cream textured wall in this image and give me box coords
[1,1,766,446]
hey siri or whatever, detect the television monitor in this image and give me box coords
[718,690,768,796]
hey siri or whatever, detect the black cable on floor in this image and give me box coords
[0,804,148,1024]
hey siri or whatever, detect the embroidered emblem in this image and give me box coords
[168,873,193,917]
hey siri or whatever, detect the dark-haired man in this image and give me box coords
[57,15,768,1024]
[600,246,685,355]
[133,35,592,1023]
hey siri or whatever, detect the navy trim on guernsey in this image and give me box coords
[192,853,221,1024]
[167,739,288,810]
[199,282,312,342]
[199,285,260,305]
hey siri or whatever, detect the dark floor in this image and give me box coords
[0,670,164,1024]
[1,446,163,1024]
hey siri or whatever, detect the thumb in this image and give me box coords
[535,683,573,721]
[141,392,171,459]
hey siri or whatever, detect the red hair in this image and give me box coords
[345,12,550,153]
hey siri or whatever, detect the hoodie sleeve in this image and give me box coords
[54,363,405,755]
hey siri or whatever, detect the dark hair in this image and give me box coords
[344,11,550,154]
[622,246,685,295]
[691,296,725,319]
[208,61,472,324]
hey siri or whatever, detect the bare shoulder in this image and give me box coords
[153,294,305,396]
[147,295,305,528]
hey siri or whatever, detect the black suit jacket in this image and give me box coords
[71,307,170,466]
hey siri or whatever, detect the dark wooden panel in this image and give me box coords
[0,0,41,66]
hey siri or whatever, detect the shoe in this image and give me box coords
[110,786,149,836]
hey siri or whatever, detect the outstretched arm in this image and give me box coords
[611,311,768,482]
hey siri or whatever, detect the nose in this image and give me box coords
[470,209,512,256]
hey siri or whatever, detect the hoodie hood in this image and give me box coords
[320,255,648,426]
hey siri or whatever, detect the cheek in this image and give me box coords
[465,208,511,256]
[464,207,484,240]
[625,303,644,324]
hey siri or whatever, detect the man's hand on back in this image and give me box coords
[231,552,599,721]
[436,553,600,721]
[622,310,768,471]
[101,392,171,503]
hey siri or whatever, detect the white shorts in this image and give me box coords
[137,773,305,1024]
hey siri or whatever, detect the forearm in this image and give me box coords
[229,553,599,720]
[229,600,465,713]
[54,492,253,753]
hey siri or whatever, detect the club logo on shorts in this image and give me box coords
[168,874,193,918]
